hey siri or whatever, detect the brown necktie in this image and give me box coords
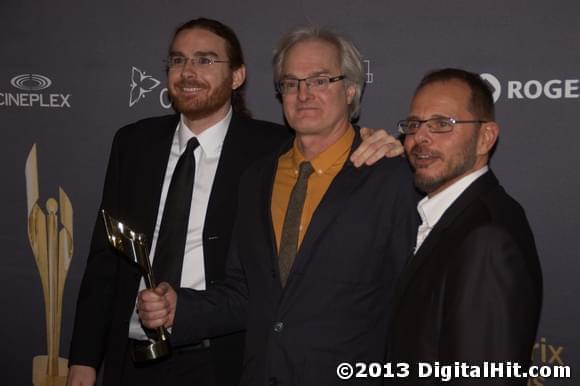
[278,161,314,287]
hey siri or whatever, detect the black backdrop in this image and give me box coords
[1,1,578,385]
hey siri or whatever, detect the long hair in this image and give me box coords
[170,18,252,117]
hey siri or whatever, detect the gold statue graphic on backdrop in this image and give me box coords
[25,144,73,386]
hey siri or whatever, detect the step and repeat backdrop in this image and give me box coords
[2,0,578,385]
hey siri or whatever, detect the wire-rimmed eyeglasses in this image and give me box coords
[165,55,230,70]
[397,117,488,135]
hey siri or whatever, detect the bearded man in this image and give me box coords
[386,68,542,386]
[67,18,400,386]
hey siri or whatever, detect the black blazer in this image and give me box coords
[172,135,420,386]
[386,171,542,386]
[68,113,290,386]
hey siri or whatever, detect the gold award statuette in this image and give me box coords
[26,144,72,386]
[101,210,171,362]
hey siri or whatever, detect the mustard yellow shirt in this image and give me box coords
[271,127,355,252]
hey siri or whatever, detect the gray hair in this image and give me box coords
[273,26,365,120]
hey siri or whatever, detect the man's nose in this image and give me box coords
[297,80,312,101]
[180,58,198,77]
[413,123,432,144]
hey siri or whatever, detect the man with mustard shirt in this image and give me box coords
[138,26,418,386]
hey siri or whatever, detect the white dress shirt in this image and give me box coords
[414,166,489,254]
[129,108,232,339]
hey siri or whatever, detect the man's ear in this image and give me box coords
[477,121,499,156]
[232,65,246,90]
[345,82,356,105]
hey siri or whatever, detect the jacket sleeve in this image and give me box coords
[387,160,421,277]
[68,130,123,368]
[440,225,542,386]
[170,215,248,345]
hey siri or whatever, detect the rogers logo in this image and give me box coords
[10,74,52,91]
[480,73,501,103]
[480,72,580,101]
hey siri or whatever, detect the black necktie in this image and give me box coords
[152,137,199,288]
[278,161,314,287]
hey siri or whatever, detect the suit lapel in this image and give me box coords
[391,171,499,313]
[204,113,245,234]
[261,154,285,278]
[140,115,179,247]
[279,135,373,307]
[295,161,368,266]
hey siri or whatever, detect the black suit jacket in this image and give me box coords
[386,171,542,386]
[69,113,290,385]
[172,135,420,386]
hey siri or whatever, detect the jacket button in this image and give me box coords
[269,377,278,386]
[273,322,284,332]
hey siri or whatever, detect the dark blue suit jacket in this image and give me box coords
[173,133,419,386]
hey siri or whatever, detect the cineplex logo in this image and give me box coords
[480,73,580,102]
[129,67,171,109]
[1,74,71,108]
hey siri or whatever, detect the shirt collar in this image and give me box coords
[177,106,232,156]
[417,166,489,229]
[291,126,355,175]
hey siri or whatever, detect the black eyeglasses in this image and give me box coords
[277,75,346,95]
[165,56,230,69]
[397,117,488,135]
